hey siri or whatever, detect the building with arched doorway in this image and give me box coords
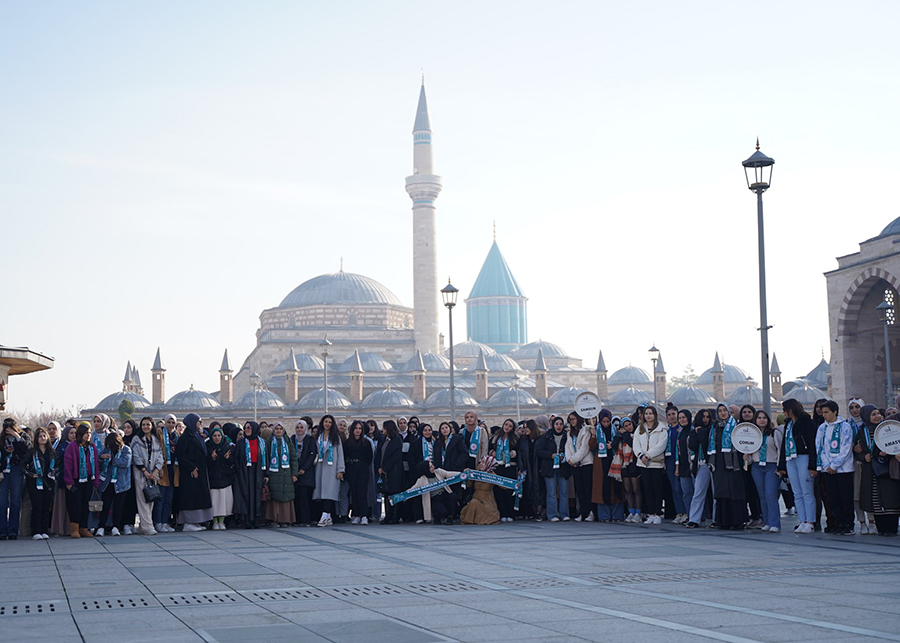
[826,216,900,407]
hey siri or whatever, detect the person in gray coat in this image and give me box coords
[313,415,344,527]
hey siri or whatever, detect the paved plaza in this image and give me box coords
[2,519,899,643]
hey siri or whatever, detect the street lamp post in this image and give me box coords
[441,279,459,424]
[743,139,776,417]
[511,373,521,425]
[649,345,659,407]
[250,372,260,423]
[320,335,332,415]
[877,300,895,407]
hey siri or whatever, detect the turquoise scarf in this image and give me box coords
[596,426,609,458]
[78,445,94,483]
[244,437,266,467]
[422,438,433,462]
[269,437,289,472]
[162,430,171,464]
[468,427,481,458]
[319,436,335,466]
[785,420,797,460]
[759,433,769,466]
[33,452,54,490]
[497,437,510,465]
[817,421,843,470]
[708,417,736,455]
[848,416,862,437]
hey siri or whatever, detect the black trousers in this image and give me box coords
[494,465,518,519]
[717,499,746,529]
[572,464,594,520]
[641,468,666,515]
[874,513,900,535]
[99,485,125,531]
[744,469,761,521]
[294,484,313,525]
[431,491,457,523]
[346,463,369,518]
[66,481,92,526]
[822,472,854,530]
[26,481,54,535]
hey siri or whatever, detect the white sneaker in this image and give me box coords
[550,517,560,522]
[864,523,875,535]
[351,517,361,525]
[761,525,770,532]
[111,527,121,537]
[41,533,50,539]
[799,523,813,534]
[585,513,596,522]
[562,516,570,522]
[654,515,663,525]
[183,524,205,532]
[32,534,43,541]
[123,525,134,535]
[360,517,368,525]
[415,519,425,524]
[155,523,165,533]
[143,529,158,536]
[769,527,780,533]
[317,517,333,527]
[95,528,105,537]
[574,516,582,522]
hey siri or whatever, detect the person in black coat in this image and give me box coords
[535,417,571,521]
[489,419,520,521]
[376,420,404,524]
[206,425,236,530]
[291,420,317,526]
[173,414,212,531]
[407,424,437,523]
[434,422,466,523]
[776,399,819,533]
[343,422,373,524]
[233,421,266,529]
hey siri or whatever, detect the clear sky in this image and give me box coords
[3,1,900,415]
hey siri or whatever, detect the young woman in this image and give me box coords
[846,398,872,534]
[343,421,372,525]
[119,420,139,535]
[535,416,571,521]
[51,424,77,536]
[590,410,623,522]
[708,403,746,530]
[264,422,299,527]
[292,420,317,527]
[96,432,132,537]
[738,404,763,529]
[377,420,404,524]
[664,403,687,524]
[63,423,100,538]
[749,410,783,532]
[131,417,163,535]
[816,401,855,536]
[565,413,594,522]
[234,421,266,529]
[23,427,56,540]
[855,405,900,536]
[406,422,436,524]
[174,414,212,531]
[777,399,818,534]
[686,408,715,529]
[459,456,501,525]
[634,406,667,525]
[91,414,112,454]
[0,417,32,540]
[206,425,236,530]
[673,409,695,527]
[153,414,178,533]
[517,419,544,521]
[610,417,641,523]
[489,419,520,522]
[313,414,345,527]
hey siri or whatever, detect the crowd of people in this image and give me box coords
[1,396,898,539]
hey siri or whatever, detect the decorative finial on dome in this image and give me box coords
[340,257,343,272]
[189,383,194,391]
[493,220,496,242]
[755,136,760,151]
[421,69,424,85]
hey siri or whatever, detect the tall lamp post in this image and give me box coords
[320,335,332,415]
[877,299,895,407]
[743,139,775,417]
[250,372,260,423]
[649,345,659,407]
[441,279,459,423]
[511,373,521,425]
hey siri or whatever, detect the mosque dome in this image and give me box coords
[93,390,151,412]
[361,389,416,410]
[274,351,324,372]
[608,386,653,406]
[279,271,403,308]
[296,388,352,411]
[424,388,479,411]
[782,384,830,406]
[447,339,496,359]
[487,387,541,410]
[335,351,394,373]
[668,386,718,407]
[696,363,751,385]
[804,358,830,390]
[233,389,285,409]
[725,384,774,407]
[547,387,589,412]
[879,216,900,238]
[166,387,221,410]
[400,351,451,372]
[509,340,569,360]
[464,352,523,372]
[608,366,652,385]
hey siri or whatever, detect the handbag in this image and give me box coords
[261,482,270,502]
[88,488,104,513]
[142,482,162,503]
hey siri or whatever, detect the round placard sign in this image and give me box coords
[874,420,900,456]
[574,391,603,419]
[731,422,763,454]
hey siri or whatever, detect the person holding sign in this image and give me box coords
[708,403,746,530]
[854,405,900,536]
[814,401,855,536]
[749,411,783,532]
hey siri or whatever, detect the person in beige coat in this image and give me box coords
[634,406,668,525]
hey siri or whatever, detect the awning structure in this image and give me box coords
[0,345,54,410]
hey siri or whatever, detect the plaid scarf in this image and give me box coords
[608,436,633,482]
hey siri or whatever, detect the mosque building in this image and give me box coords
[82,82,835,424]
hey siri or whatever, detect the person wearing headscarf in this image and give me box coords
[91,414,112,453]
[708,403,746,530]
[173,414,212,531]
[23,427,57,540]
[292,420,317,526]
[223,423,241,444]
[233,421,266,528]
[206,425,236,530]
[63,422,100,538]
[50,423,77,536]
[847,397,872,533]
[589,410,624,522]
[854,405,900,536]
[264,422,299,527]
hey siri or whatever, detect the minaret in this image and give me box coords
[349,349,364,403]
[412,349,427,402]
[534,348,548,401]
[151,348,165,405]
[712,352,725,402]
[770,353,783,401]
[405,80,442,353]
[474,348,490,401]
[655,352,667,405]
[596,350,609,401]
[283,348,299,406]
[219,349,234,405]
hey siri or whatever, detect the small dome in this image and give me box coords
[401,351,451,372]
[509,340,569,360]
[297,388,352,411]
[166,387,221,410]
[335,351,394,373]
[668,386,718,407]
[93,390,151,412]
[547,386,589,411]
[781,379,806,396]
[609,366,652,385]
[274,352,324,372]
[804,358,830,390]
[233,389,285,409]
[464,352,522,372]
[424,388,479,411]
[361,388,416,410]
[782,384,830,406]
[279,271,403,308]
[608,386,653,406]
[725,384,774,407]
[696,363,751,385]
[879,216,900,238]
[487,387,541,410]
[446,340,496,359]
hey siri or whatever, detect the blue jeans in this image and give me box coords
[750,462,781,529]
[786,455,816,524]
[595,502,625,521]
[665,456,686,515]
[545,473,569,520]
[153,483,174,526]
[689,464,712,524]
[679,475,695,518]
[0,465,24,536]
